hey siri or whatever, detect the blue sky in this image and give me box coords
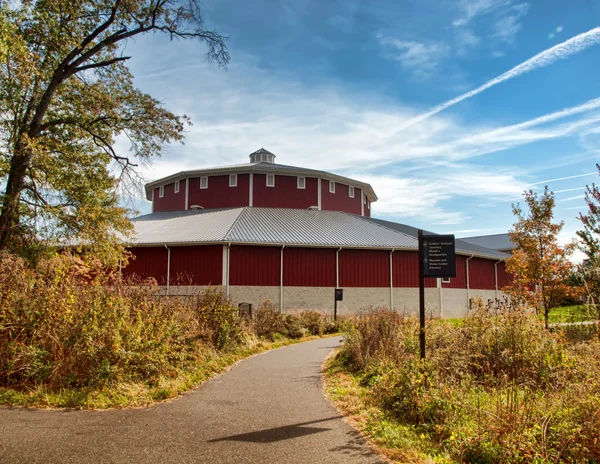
[122,0,600,256]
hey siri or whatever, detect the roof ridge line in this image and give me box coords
[340,212,418,245]
[222,207,248,242]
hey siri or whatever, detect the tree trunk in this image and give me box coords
[0,149,30,250]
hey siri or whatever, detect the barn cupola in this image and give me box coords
[250,148,276,164]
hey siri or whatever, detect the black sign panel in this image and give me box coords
[420,234,456,278]
[335,288,344,301]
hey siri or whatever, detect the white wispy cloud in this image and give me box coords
[377,36,449,78]
[493,3,529,43]
[453,0,508,27]
[395,27,600,132]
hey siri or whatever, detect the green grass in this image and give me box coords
[546,304,598,323]
[0,334,331,409]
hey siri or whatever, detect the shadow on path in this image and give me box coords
[208,416,342,443]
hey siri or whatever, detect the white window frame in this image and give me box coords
[266,174,275,187]
[159,185,164,198]
[349,186,354,198]
[200,176,208,189]
[297,176,305,189]
[174,180,180,193]
[229,174,237,187]
[442,277,451,284]
[329,181,335,193]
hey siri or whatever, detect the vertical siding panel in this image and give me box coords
[283,247,336,287]
[170,245,222,285]
[123,247,168,284]
[497,261,513,289]
[187,174,249,210]
[320,180,362,214]
[253,174,318,209]
[392,251,436,288]
[441,255,467,289]
[339,249,389,287]
[468,257,496,290]
[230,245,280,285]
[153,182,186,212]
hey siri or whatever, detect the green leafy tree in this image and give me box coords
[505,187,578,329]
[0,0,229,265]
[575,164,600,320]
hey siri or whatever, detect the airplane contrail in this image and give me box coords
[396,27,600,131]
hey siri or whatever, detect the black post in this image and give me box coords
[334,297,337,321]
[418,230,426,360]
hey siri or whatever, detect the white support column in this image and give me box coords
[151,189,155,212]
[164,244,171,295]
[317,178,322,210]
[222,244,231,297]
[360,191,365,216]
[185,178,189,210]
[249,173,253,206]
[466,254,474,311]
[389,249,394,311]
[494,259,503,300]
[280,245,285,312]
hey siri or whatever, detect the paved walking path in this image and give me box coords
[0,337,381,463]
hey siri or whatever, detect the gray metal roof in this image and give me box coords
[227,208,416,248]
[130,208,243,246]
[144,162,378,202]
[129,208,508,259]
[361,217,510,259]
[461,233,515,252]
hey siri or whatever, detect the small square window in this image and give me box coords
[267,174,275,187]
[329,181,335,193]
[367,200,370,209]
[349,186,354,198]
[200,176,208,189]
[159,186,164,198]
[229,174,237,187]
[297,176,305,189]
[442,277,451,284]
[174,180,180,193]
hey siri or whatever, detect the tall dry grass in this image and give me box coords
[339,300,600,463]
[0,252,337,393]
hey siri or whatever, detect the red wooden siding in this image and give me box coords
[230,245,280,286]
[153,182,186,212]
[321,180,362,215]
[441,255,467,289]
[468,257,496,290]
[339,249,389,287]
[283,247,335,287]
[170,245,222,285]
[123,247,168,284]
[253,174,318,209]
[392,251,436,288]
[497,261,512,289]
[187,174,250,210]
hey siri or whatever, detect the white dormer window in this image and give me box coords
[297,176,305,189]
[229,174,237,187]
[266,174,275,187]
[329,181,335,193]
[200,176,208,189]
[158,186,164,198]
[349,186,354,198]
[367,200,370,209]
[174,180,180,193]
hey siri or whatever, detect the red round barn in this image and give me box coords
[125,149,511,317]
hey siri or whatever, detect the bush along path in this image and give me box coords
[0,337,383,464]
[0,252,340,409]
[324,304,600,464]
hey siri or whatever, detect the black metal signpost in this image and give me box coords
[334,288,343,321]
[418,231,456,359]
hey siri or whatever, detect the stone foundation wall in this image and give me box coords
[158,285,506,319]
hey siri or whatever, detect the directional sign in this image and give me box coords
[335,288,344,301]
[421,234,456,278]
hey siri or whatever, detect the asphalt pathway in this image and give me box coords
[0,337,382,464]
